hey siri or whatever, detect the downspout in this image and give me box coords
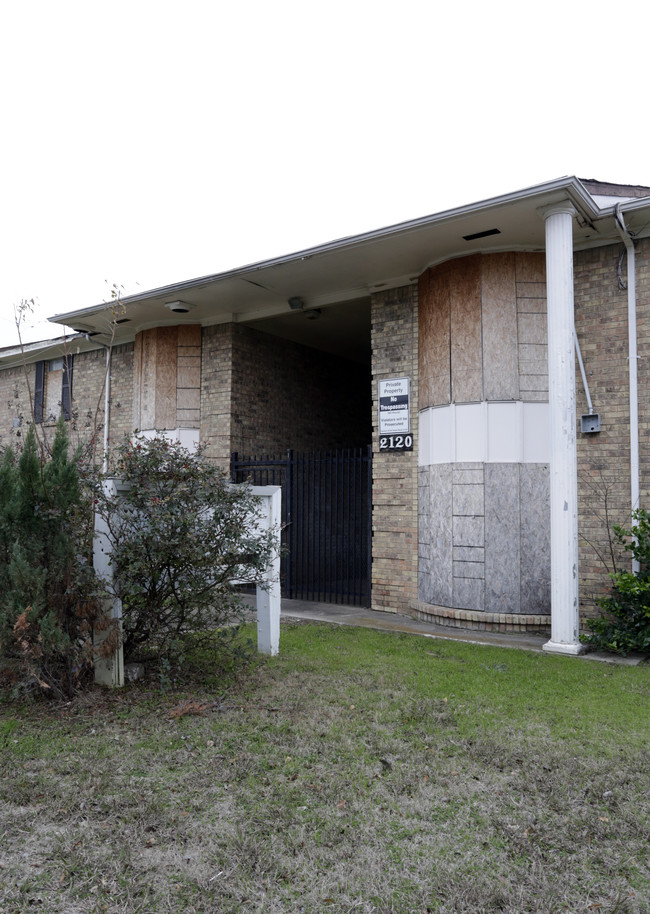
[88,336,111,475]
[614,204,640,573]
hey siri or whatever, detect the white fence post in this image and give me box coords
[250,485,282,656]
[93,479,282,686]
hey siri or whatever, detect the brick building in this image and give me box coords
[2,176,650,654]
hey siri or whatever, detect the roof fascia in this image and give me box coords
[593,195,650,240]
[0,334,103,370]
[598,194,650,219]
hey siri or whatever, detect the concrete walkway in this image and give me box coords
[280,598,547,651]
[278,598,647,665]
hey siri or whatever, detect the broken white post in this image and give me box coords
[250,485,281,655]
[93,478,125,687]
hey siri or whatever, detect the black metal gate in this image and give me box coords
[231,447,372,607]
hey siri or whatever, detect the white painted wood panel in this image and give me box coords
[419,401,550,466]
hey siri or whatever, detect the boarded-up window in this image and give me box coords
[34,355,73,424]
[45,358,64,423]
[34,361,45,424]
[62,355,73,420]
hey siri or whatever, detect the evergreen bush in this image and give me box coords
[0,419,106,697]
[583,509,650,655]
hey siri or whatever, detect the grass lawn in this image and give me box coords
[1,621,649,913]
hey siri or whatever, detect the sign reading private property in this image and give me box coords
[378,377,412,451]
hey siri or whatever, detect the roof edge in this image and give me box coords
[0,334,103,370]
[49,176,596,327]
[579,178,650,199]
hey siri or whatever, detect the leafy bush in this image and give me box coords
[0,419,106,697]
[96,435,277,662]
[582,509,650,655]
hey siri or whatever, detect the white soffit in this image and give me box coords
[46,177,618,344]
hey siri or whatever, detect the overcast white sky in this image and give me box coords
[1,0,647,346]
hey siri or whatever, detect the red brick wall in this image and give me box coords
[575,237,650,616]
[200,324,234,468]
[0,363,31,451]
[371,285,419,614]
[229,324,371,457]
[0,342,133,463]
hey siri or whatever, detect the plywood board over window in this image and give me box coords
[46,359,64,423]
[133,325,201,431]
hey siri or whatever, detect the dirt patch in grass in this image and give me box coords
[1,624,649,913]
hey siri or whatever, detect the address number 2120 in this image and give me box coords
[379,435,413,451]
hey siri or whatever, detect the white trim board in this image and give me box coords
[419,401,550,466]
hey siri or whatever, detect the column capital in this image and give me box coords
[537,200,577,222]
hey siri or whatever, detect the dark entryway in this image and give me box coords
[231,447,372,607]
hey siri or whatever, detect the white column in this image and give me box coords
[539,202,585,654]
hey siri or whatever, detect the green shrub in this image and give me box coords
[582,509,650,655]
[96,435,277,663]
[0,419,105,697]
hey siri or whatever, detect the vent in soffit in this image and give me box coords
[462,228,501,241]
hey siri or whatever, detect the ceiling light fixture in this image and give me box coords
[165,301,196,314]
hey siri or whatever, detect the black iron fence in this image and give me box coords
[231,447,372,607]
